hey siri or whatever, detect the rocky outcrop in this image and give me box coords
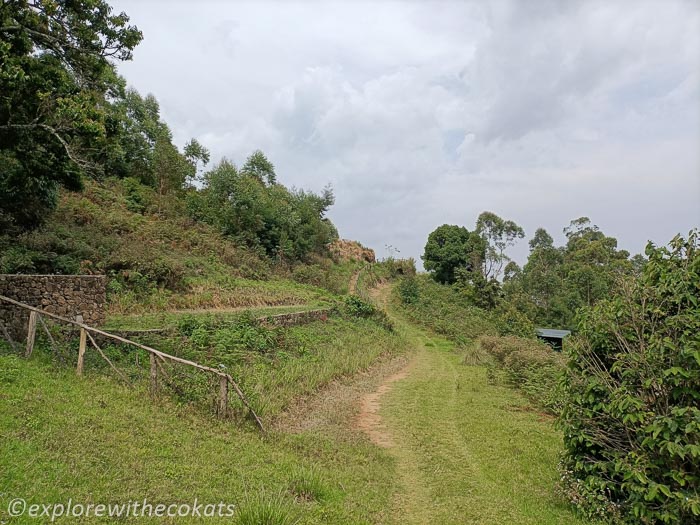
[329,239,375,263]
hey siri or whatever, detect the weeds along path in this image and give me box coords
[363,284,587,525]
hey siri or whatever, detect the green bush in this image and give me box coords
[395,275,497,344]
[398,276,419,304]
[478,335,565,413]
[559,232,700,524]
[344,295,376,318]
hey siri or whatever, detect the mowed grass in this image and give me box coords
[380,314,588,525]
[0,350,399,525]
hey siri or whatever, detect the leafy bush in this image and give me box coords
[492,300,535,337]
[559,232,700,524]
[344,295,376,318]
[398,276,419,304]
[478,335,565,413]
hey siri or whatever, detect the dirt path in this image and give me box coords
[353,283,585,525]
[355,361,413,447]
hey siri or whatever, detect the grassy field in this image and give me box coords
[381,335,585,524]
[372,285,589,525]
[0,353,398,525]
[104,303,330,331]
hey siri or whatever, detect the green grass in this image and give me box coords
[108,273,336,316]
[104,303,331,331]
[0,350,398,525]
[392,275,498,344]
[379,300,589,525]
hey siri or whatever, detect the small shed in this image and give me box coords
[535,328,571,351]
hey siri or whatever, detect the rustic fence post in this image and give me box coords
[76,314,86,376]
[25,311,38,358]
[217,375,228,416]
[149,352,158,394]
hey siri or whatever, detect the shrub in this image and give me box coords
[478,335,565,413]
[559,232,700,524]
[235,491,298,525]
[344,295,376,318]
[287,466,335,503]
[398,276,419,304]
[395,275,497,343]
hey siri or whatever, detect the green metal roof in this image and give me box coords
[536,328,571,339]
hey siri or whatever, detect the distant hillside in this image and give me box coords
[0,178,364,315]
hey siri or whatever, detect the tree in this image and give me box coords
[422,224,486,284]
[476,211,525,280]
[0,0,142,230]
[183,138,210,185]
[152,137,191,212]
[241,150,276,186]
[510,219,633,329]
[192,156,337,261]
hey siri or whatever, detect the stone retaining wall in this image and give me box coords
[0,275,106,340]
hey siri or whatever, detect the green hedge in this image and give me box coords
[558,232,700,523]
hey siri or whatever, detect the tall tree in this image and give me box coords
[183,138,210,185]
[0,0,142,230]
[475,211,525,280]
[241,150,276,186]
[422,224,486,284]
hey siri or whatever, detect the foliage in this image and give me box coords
[0,0,142,230]
[344,295,376,318]
[394,275,497,344]
[398,276,420,304]
[478,336,565,413]
[190,157,338,261]
[504,218,635,329]
[558,231,700,524]
[475,211,525,280]
[422,224,485,284]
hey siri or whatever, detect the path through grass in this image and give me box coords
[371,286,588,525]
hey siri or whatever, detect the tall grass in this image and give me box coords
[476,335,566,413]
[392,275,498,344]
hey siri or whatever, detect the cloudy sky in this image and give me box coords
[111,0,700,267]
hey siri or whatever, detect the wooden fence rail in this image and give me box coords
[0,294,264,432]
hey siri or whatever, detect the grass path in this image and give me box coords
[365,285,588,525]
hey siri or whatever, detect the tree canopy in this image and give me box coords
[0,0,142,230]
[422,224,486,285]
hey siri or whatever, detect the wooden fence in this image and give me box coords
[0,294,264,432]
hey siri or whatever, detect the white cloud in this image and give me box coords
[111,0,700,268]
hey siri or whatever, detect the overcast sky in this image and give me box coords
[111,0,700,267]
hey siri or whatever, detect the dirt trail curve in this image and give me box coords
[354,283,412,447]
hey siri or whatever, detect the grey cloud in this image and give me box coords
[112,0,699,267]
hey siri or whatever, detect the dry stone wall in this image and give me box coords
[0,275,106,340]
